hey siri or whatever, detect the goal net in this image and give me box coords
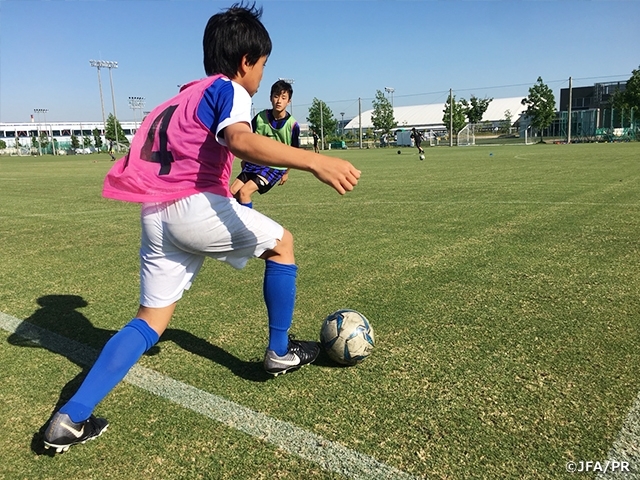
[457,124,475,146]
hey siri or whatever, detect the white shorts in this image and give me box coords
[139,192,284,308]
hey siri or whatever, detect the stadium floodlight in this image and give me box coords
[340,112,345,136]
[384,87,395,108]
[90,59,119,150]
[33,108,48,155]
[279,78,295,115]
[89,60,108,135]
[33,108,55,155]
[128,96,146,129]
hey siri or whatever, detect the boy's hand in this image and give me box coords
[279,171,289,186]
[310,156,360,195]
[224,123,360,194]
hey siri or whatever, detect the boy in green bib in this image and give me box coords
[230,80,299,208]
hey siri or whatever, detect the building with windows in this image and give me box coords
[0,120,138,154]
[557,81,635,141]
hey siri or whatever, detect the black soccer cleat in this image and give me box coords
[43,412,109,453]
[264,336,320,376]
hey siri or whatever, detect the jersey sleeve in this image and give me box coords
[196,78,252,147]
[291,121,300,148]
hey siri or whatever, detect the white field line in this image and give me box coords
[0,311,421,480]
[596,394,640,479]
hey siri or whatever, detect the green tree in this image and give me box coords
[442,93,466,141]
[306,98,337,149]
[371,90,397,135]
[521,77,556,143]
[31,136,40,149]
[93,128,103,150]
[83,136,93,148]
[612,65,640,127]
[105,114,130,147]
[70,133,80,150]
[0,139,6,150]
[39,132,50,152]
[461,95,493,124]
[500,110,513,134]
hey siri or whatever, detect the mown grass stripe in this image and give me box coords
[0,311,421,480]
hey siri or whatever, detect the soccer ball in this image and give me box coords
[419,154,425,161]
[320,309,375,365]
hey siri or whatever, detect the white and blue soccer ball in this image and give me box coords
[320,309,375,365]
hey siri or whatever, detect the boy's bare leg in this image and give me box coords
[136,303,177,336]
[229,178,245,195]
[236,180,260,206]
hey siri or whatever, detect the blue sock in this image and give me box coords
[60,318,159,423]
[240,201,253,209]
[264,260,297,356]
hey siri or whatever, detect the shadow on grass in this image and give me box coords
[6,294,269,455]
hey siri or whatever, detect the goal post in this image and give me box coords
[457,123,475,146]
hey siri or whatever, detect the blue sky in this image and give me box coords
[0,0,638,123]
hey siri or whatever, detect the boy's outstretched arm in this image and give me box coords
[224,122,360,194]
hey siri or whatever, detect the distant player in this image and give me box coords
[410,127,424,155]
[313,130,319,153]
[42,3,360,454]
[229,79,300,208]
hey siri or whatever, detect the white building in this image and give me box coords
[0,120,139,153]
[344,97,529,132]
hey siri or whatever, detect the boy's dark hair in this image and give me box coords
[270,79,293,99]
[203,2,272,77]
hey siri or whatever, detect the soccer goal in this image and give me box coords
[457,124,475,146]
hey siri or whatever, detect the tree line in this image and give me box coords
[304,66,640,146]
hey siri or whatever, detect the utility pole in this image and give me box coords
[320,100,324,151]
[359,98,362,149]
[449,89,453,147]
[567,76,572,144]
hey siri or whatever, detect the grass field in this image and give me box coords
[1,143,639,479]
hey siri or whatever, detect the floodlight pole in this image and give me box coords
[33,108,46,155]
[128,96,145,129]
[90,60,118,150]
[106,62,119,151]
[35,108,56,155]
[340,112,345,137]
[385,86,395,108]
[89,60,107,140]
[278,78,294,116]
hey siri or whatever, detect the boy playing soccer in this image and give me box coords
[42,3,360,453]
[410,127,424,155]
[230,79,300,208]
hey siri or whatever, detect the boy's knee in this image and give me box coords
[280,229,293,248]
[261,229,294,263]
